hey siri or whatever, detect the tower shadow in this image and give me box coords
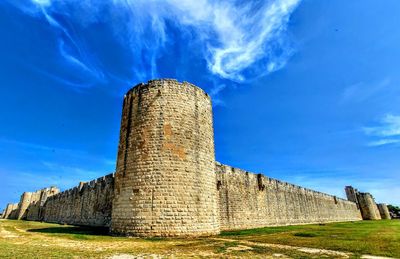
[27,226,110,236]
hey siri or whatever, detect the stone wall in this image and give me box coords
[111,79,220,237]
[216,163,362,230]
[42,174,114,227]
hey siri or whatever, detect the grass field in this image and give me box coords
[0,219,399,258]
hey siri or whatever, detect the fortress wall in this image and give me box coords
[42,174,114,227]
[216,163,362,230]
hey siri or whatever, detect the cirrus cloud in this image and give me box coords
[7,0,301,87]
[363,114,400,147]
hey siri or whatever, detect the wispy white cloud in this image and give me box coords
[8,0,301,87]
[367,139,400,147]
[363,114,400,147]
[363,114,400,137]
[342,77,391,103]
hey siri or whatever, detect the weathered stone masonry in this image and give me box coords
[217,163,362,231]
[1,79,390,236]
[345,186,391,220]
[110,80,220,237]
[43,174,114,227]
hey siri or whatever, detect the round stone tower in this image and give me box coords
[111,79,220,237]
[377,203,391,219]
[357,193,381,220]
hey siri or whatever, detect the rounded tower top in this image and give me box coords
[125,79,211,100]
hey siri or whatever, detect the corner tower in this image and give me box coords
[111,79,220,236]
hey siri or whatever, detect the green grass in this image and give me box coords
[222,220,400,257]
[1,219,399,258]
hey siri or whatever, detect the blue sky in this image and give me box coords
[1,0,399,211]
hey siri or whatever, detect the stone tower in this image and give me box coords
[17,192,32,220]
[357,193,381,220]
[111,79,220,237]
[377,203,391,219]
[345,186,357,203]
[2,204,14,219]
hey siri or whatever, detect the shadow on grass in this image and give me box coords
[27,226,110,236]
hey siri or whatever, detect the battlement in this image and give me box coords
[217,163,352,203]
[125,79,210,100]
[216,163,362,230]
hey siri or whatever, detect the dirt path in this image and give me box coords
[213,237,352,258]
[212,238,396,259]
[0,226,20,238]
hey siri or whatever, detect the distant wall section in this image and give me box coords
[2,203,19,219]
[345,186,385,220]
[216,163,362,230]
[25,187,60,221]
[43,174,114,227]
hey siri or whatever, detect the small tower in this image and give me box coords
[2,203,13,219]
[111,79,220,237]
[377,203,391,219]
[17,192,32,220]
[345,186,359,206]
[357,193,381,220]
